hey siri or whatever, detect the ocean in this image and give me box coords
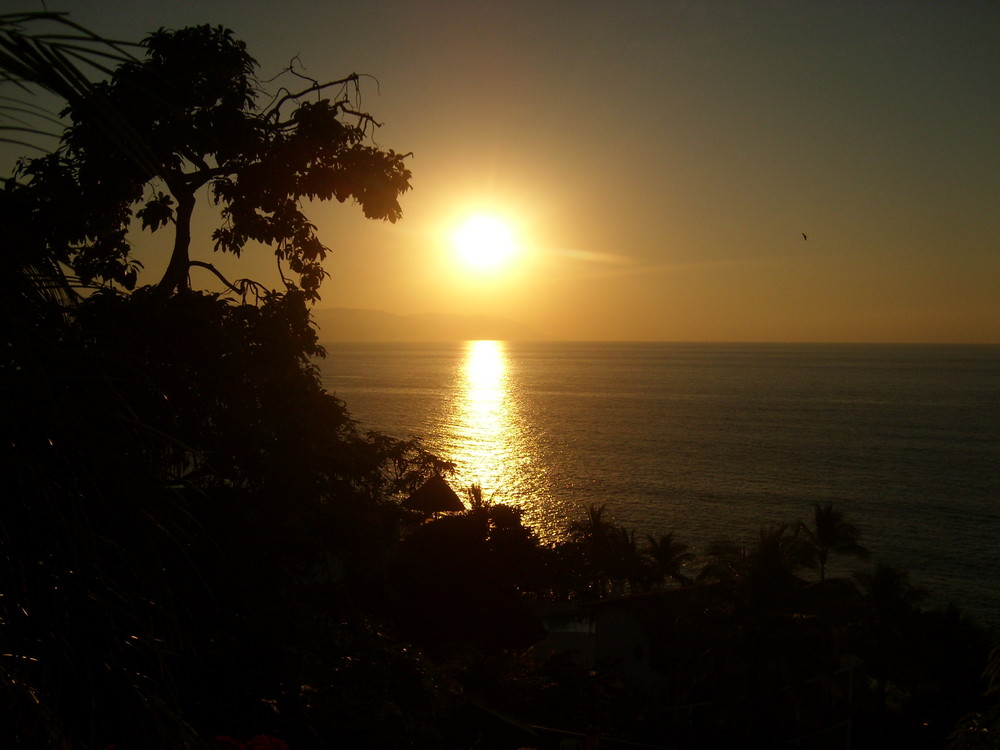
[318,341,1000,626]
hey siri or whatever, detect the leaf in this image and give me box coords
[136,192,174,231]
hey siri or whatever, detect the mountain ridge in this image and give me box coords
[311,307,547,342]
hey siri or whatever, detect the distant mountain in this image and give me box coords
[310,307,547,342]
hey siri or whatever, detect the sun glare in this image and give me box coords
[451,214,518,271]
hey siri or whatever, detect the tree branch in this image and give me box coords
[189,261,270,303]
[264,73,360,121]
[188,260,242,294]
[180,164,230,189]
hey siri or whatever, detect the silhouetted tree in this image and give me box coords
[608,524,654,594]
[852,562,928,711]
[0,15,435,749]
[700,525,814,607]
[797,501,869,582]
[950,644,1000,749]
[855,562,926,628]
[388,511,546,653]
[644,531,694,587]
[565,502,618,596]
[8,21,410,301]
[566,502,616,548]
[459,485,552,595]
[849,568,992,747]
[562,504,648,596]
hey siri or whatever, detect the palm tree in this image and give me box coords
[566,503,649,596]
[854,562,926,625]
[0,13,158,184]
[698,537,751,585]
[699,525,814,606]
[566,502,613,541]
[798,502,869,582]
[644,532,694,587]
[753,523,815,581]
[853,563,928,697]
[565,503,614,595]
[608,524,652,594]
[1,13,137,315]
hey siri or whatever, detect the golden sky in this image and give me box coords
[14,0,1000,342]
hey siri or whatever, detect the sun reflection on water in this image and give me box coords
[447,340,511,492]
[438,340,562,537]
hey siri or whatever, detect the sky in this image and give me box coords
[9,0,1000,342]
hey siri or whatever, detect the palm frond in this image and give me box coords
[0,12,146,161]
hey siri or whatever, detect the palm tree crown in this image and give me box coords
[798,502,869,582]
[645,532,694,587]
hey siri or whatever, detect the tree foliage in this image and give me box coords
[0,16,439,749]
[798,501,869,582]
[645,531,694,587]
[697,524,815,608]
[7,21,411,300]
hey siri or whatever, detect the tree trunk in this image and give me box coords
[155,190,195,297]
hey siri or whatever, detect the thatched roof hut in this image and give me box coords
[401,474,465,515]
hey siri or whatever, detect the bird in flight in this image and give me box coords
[802,232,808,241]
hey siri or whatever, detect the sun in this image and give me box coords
[450,213,518,271]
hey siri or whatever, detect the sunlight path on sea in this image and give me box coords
[442,340,514,501]
[435,341,561,535]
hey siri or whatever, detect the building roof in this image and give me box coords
[401,474,465,514]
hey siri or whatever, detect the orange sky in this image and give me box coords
[12,1,1000,342]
